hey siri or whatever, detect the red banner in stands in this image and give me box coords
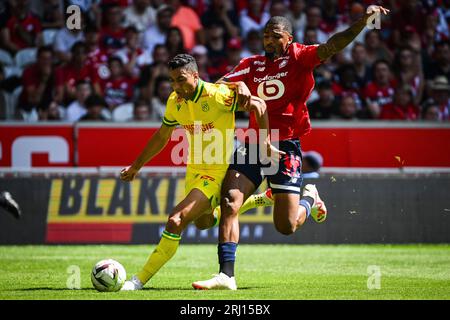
[0,124,74,167]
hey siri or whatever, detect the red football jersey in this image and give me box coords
[224,43,321,141]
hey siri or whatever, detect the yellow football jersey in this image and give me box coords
[162,79,238,171]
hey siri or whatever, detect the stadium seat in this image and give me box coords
[3,66,23,78]
[0,48,14,66]
[14,48,37,69]
[112,103,133,121]
[42,29,59,46]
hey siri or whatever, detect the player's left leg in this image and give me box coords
[122,188,212,291]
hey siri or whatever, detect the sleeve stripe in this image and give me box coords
[231,92,238,112]
[162,118,178,126]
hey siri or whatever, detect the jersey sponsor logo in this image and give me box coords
[200,175,215,182]
[257,80,285,100]
[253,71,288,83]
[279,60,288,68]
[183,122,215,135]
[226,67,250,79]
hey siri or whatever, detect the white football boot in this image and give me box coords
[302,184,327,223]
[192,273,237,290]
[121,275,143,291]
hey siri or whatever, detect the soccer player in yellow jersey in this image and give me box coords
[119,54,277,290]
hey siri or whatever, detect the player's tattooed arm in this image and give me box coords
[317,5,389,61]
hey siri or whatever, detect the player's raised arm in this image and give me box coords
[120,124,175,181]
[317,5,389,61]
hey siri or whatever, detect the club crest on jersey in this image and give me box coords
[279,60,288,69]
[201,101,209,112]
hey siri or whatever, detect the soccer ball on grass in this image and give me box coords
[91,259,126,292]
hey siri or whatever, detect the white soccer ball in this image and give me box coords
[91,259,126,292]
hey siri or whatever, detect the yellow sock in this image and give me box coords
[136,230,181,284]
[239,188,274,214]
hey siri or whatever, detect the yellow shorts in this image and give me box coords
[185,167,227,209]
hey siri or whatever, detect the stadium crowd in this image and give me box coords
[0,0,449,122]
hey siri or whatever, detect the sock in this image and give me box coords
[300,196,314,218]
[136,230,181,284]
[238,189,274,214]
[218,242,237,277]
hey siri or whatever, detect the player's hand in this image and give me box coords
[120,166,139,181]
[365,5,390,17]
[235,81,252,110]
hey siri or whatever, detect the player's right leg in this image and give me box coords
[122,188,212,291]
[192,168,257,290]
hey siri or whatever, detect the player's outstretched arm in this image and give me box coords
[120,124,175,181]
[317,5,389,61]
[241,96,285,159]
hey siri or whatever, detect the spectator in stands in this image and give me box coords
[303,26,319,45]
[99,56,136,110]
[425,40,450,84]
[0,0,42,55]
[205,23,227,81]
[423,76,450,121]
[132,99,153,121]
[364,30,393,65]
[19,45,61,120]
[379,84,420,120]
[239,0,270,39]
[332,64,364,110]
[53,13,85,63]
[114,26,152,79]
[37,98,64,121]
[241,29,263,58]
[122,0,156,34]
[165,26,186,60]
[269,0,287,18]
[393,46,424,105]
[137,44,170,102]
[296,5,328,44]
[84,24,110,84]
[151,75,171,120]
[141,5,174,60]
[99,3,126,53]
[351,42,371,88]
[65,79,111,122]
[308,80,338,119]
[191,45,210,82]
[363,59,397,119]
[422,101,441,121]
[201,0,239,40]
[285,0,306,36]
[78,94,109,121]
[40,0,64,30]
[56,41,95,103]
[302,150,323,179]
[334,95,360,120]
[168,0,204,51]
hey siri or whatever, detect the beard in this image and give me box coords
[265,50,275,59]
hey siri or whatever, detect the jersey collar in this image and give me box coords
[190,79,205,103]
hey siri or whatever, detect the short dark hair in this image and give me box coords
[264,16,293,35]
[168,54,198,72]
[85,94,108,109]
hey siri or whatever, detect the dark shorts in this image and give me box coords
[228,139,303,194]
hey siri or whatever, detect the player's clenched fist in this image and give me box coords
[120,166,139,181]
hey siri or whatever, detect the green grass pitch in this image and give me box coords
[0,244,449,300]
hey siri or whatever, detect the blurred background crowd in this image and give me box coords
[0,0,449,123]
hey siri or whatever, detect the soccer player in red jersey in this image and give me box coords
[193,6,389,290]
